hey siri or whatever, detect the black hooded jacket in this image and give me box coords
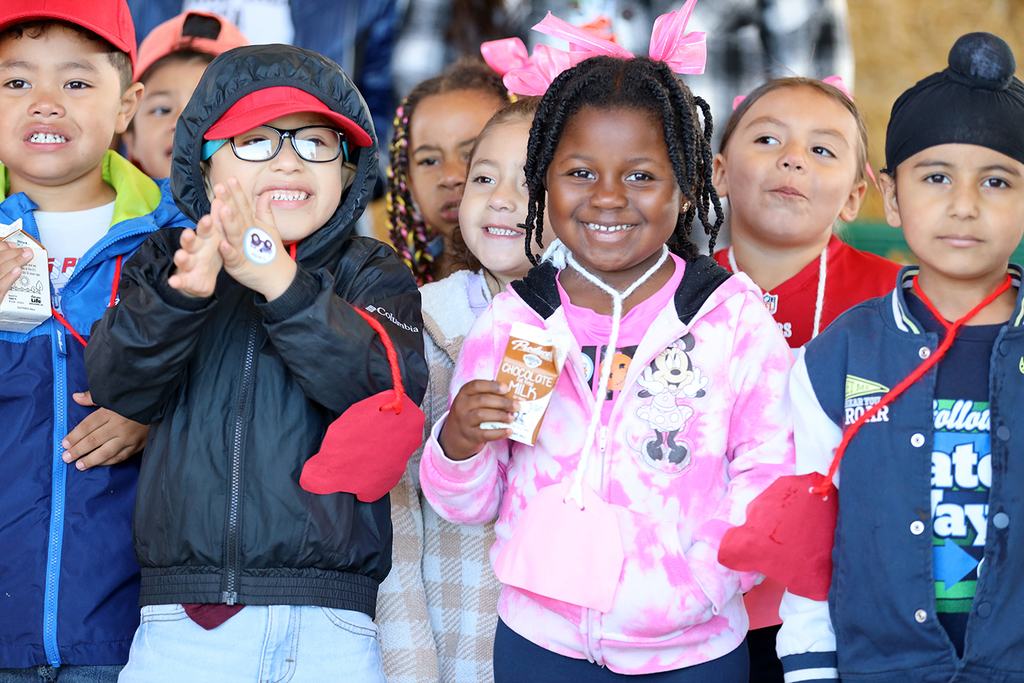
[85,45,427,616]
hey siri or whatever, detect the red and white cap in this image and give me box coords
[134,10,248,81]
[204,86,373,147]
[0,0,137,68]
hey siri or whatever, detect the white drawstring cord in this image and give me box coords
[562,245,669,508]
[728,244,829,340]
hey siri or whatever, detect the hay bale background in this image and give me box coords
[849,0,1024,220]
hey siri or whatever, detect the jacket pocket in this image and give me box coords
[599,507,714,642]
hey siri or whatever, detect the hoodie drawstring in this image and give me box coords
[561,245,669,508]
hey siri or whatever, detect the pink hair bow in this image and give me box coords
[649,0,706,74]
[481,0,706,97]
[480,37,531,75]
[481,37,575,96]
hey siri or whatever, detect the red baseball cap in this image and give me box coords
[0,0,136,69]
[204,87,373,147]
[135,11,248,81]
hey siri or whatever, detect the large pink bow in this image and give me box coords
[481,0,706,97]
[481,38,575,97]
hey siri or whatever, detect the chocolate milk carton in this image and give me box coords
[0,220,51,333]
[481,322,566,445]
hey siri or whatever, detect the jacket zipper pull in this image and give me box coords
[56,327,67,356]
[598,425,609,454]
[222,591,237,606]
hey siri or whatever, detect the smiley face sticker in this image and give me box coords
[244,227,277,265]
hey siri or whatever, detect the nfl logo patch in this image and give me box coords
[763,293,778,315]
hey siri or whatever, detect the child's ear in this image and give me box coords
[115,82,145,135]
[340,161,357,191]
[879,172,902,228]
[711,153,729,198]
[838,178,869,223]
[678,193,690,215]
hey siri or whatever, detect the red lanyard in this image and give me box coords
[813,273,1013,494]
[53,242,299,349]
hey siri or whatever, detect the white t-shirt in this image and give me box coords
[182,0,295,46]
[34,202,114,312]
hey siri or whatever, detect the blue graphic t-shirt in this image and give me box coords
[907,294,1001,657]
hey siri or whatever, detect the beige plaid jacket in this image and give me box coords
[377,271,502,683]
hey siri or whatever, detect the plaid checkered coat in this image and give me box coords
[377,270,502,683]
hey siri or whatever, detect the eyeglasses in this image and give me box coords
[228,125,349,163]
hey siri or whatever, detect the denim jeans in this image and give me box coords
[0,666,123,683]
[117,604,385,683]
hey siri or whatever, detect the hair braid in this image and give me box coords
[387,102,435,283]
[386,57,510,284]
[522,55,724,265]
[522,69,606,264]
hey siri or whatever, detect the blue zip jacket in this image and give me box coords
[0,152,192,669]
[778,266,1024,683]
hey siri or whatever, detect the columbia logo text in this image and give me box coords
[364,305,419,333]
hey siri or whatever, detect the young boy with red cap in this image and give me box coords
[0,0,192,680]
[123,11,248,180]
[85,43,428,681]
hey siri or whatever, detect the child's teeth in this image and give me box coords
[269,190,308,201]
[585,222,632,233]
[30,133,68,144]
[485,227,519,236]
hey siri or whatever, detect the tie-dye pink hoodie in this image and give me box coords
[420,257,795,674]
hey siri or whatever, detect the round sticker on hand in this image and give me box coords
[244,227,277,264]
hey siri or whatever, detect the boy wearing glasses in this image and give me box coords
[85,44,428,682]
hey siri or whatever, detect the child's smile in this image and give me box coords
[459,117,534,287]
[0,25,141,209]
[546,106,686,291]
[206,112,353,244]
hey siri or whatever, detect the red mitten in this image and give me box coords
[299,304,425,502]
[300,390,424,501]
[718,472,837,601]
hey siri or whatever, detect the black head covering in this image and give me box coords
[884,32,1024,173]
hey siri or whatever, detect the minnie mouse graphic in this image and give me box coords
[635,333,707,472]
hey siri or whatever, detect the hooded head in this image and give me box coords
[172,44,378,268]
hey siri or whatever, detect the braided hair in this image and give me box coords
[387,58,509,285]
[522,56,723,265]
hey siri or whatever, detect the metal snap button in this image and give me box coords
[915,609,927,623]
[911,433,925,448]
[910,520,925,535]
[919,347,931,359]
[977,602,992,618]
[997,425,1010,442]
[993,512,1010,529]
